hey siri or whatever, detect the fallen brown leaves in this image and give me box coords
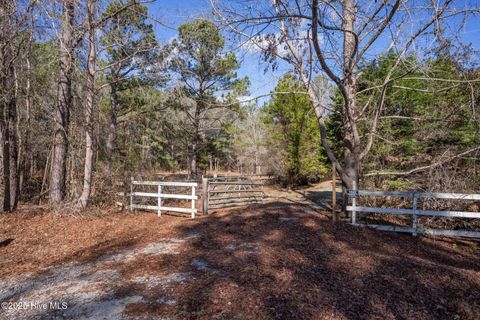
[1,202,479,319]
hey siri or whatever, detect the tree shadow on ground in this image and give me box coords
[301,189,343,211]
[168,202,479,319]
[2,203,479,319]
[0,238,14,248]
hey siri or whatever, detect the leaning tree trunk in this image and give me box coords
[77,0,96,208]
[49,0,74,204]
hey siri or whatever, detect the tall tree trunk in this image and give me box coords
[340,0,360,211]
[190,106,201,176]
[9,65,18,209]
[49,0,74,204]
[105,79,118,179]
[19,28,33,195]
[305,0,360,200]
[0,119,10,212]
[190,137,198,176]
[0,0,18,212]
[340,81,359,193]
[77,0,96,208]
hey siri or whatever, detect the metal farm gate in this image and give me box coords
[201,176,264,213]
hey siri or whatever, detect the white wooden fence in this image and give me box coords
[346,183,480,238]
[129,178,198,218]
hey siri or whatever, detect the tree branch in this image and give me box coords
[364,146,480,177]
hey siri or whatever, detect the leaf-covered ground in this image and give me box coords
[0,203,479,319]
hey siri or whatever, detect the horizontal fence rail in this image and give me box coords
[130,178,198,218]
[208,182,264,186]
[131,180,198,187]
[346,184,480,238]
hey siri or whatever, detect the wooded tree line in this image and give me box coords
[233,52,480,191]
[0,0,248,211]
[1,0,479,212]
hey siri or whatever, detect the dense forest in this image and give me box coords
[0,0,479,211]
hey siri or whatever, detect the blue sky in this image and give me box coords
[146,0,480,102]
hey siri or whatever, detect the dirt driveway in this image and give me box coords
[0,203,479,319]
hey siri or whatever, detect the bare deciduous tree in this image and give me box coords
[211,0,479,207]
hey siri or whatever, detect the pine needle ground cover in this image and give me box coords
[1,203,479,319]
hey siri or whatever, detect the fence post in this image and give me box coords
[351,180,357,224]
[412,192,418,237]
[158,185,162,217]
[130,176,134,212]
[191,186,196,219]
[202,177,208,215]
